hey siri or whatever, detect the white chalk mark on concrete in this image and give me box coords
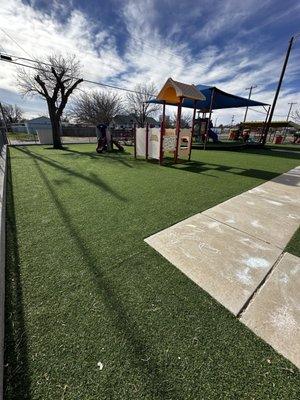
[145,167,300,368]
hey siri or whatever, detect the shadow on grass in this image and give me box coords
[29,156,182,399]
[164,160,282,181]
[62,147,134,169]
[228,147,300,161]
[14,147,127,202]
[4,156,31,399]
[190,144,300,162]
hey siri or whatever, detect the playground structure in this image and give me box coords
[135,78,205,164]
[135,78,269,163]
[96,124,125,153]
[194,118,219,143]
[240,120,300,144]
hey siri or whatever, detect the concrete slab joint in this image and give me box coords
[145,166,300,369]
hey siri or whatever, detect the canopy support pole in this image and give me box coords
[174,97,183,164]
[189,101,197,161]
[159,101,166,165]
[204,88,215,150]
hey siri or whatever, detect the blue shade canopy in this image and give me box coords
[147,84,269,110]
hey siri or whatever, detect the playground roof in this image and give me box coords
[148,83,269,110]
[157,78,205,104]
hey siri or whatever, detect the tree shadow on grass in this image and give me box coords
[4,157,31,399]
[62,147,134,169]
[31,157,183,399]
[14,147,127,202]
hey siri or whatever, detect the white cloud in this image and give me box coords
[0,0,299,124]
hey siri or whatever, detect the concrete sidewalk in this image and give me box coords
[145,167,300,368]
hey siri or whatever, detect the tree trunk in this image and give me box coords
[48,105,62,149]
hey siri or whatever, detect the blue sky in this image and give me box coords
[0,0,300,123]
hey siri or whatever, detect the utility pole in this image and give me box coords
[262,35,299,144]
[286,101,297,122]
[243,85,257,122]
[231,115,235,127]
[283,101,297,142]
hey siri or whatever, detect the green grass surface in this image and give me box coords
[8,132,38,142]
[266,144,300,152]
[5,145,300,399]
[285,227,300,257]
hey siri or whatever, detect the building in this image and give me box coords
[25,116,52,134]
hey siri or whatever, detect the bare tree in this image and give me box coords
[291,109,300,122]
[2,104,24,123]
[171,111,192,128]
[125,83,159,127]
[18,54,83,148]
[70,90,123,125]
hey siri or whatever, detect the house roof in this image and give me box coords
[113,115,135,124]
[26,116,51,123]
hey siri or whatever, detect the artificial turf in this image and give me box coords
[5,144,300,399]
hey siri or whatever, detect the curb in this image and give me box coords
[0,145,7,400]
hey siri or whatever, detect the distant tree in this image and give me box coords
[171,111,192,128]
[164,115,172,128]
[71,90,123,125]
[2,104,24,123]
[292,109,300,122]
[125,83,159,127]
[17,54,83,148]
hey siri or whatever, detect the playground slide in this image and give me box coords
[208,130,218,143]
[112,139,124,152]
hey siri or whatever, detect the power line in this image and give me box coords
[1,28,126,76]
[0,27,33,58]
[1,54,285,116]
[1,27,198,80]
[0,53,157,96]
[248,107,286,118]
[129,35,208,71]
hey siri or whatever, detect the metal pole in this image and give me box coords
[262,36,295,144]
[159,101,166,165]
[0,100,9,144]
[174,97,183,163]
[142,102,145,128]
[286,101,296,121]
[189,101,197,161]
[283,102,297,142]
[204,88,215,150]
[231,115,235,127]
[243,85,257,123]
